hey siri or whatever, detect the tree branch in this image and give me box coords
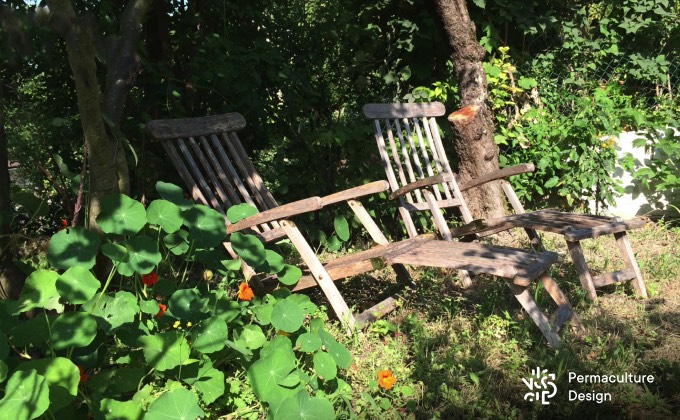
[103,0,153,127]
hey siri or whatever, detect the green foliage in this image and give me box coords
[0,182,353,418]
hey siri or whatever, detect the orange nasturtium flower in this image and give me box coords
[58,219,69,231]
[142,272,159,286]
[78,366,89,383]
[378,370,397,390]
[156,303,167,318]
[238,282,254,301]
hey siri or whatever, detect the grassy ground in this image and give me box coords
[324,221,680,419]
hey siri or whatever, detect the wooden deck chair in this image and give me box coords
[147,112,576,346]
[363,101,647,302]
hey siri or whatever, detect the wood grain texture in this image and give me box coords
[614,231,647,297]
[591,268,636,287]
[389,173,454,200]
[147,113,246,139]
[319,181,390,206]
[226,197,323,233]
[362,102,446,119]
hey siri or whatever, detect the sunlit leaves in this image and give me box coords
[97,194,147,236]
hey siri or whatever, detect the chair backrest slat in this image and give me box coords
[198,135,242,205]
[364,102,476,236]
[224,132,279,209]
[147,112,282,237]
[185,137,234,210]
[175,138,225,214]
[384,119,416,203]
[394,119,425,204]
[162,141,217,212]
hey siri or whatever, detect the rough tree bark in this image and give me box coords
[45,0,152,228]
[429,0,506,219]
[0,79,26,299]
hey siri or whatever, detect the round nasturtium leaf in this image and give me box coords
[334,215,350,241]
[230,232,266,268]
[265,250,285,274]
[139,332,191,371]
[183,205,227,248]
[239,325,267,350]
[56,266,100,304]
[0,370,50,419]
[16,357,79,411]
[96,194,147,236]
[82,291,139,333]
[296,333,322,353]
[101,243,129,263]
[11,269,61,314]
[47,227,101,270]
[324,338,352,370]
[98,399,143,420]
[247,348,297,403]
[226,203,258,223]
[277,264,302,286]
[273,390,335,420]
[145,387,204,420]
[192,317,228,354]
[50,312,98,350]
[313,351,337,380]
[146,199,182,233]
[163,230,190,255]
[156,181,193,209]
[182,361,225,405]
[117,235,162,275]
[271,299,305,333]
[168,289,203,321]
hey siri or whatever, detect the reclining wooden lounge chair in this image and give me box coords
[363,101,647,302]
[146,112,578,347]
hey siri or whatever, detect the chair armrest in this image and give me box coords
[388,173,454,200]
[320,180,390,206]
[226,197,323,233]
[458,163,535,192]
[449,218,488,238]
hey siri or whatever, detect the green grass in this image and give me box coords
[323,221,680,419]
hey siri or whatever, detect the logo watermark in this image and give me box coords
[522,368,655,404]
[522,367,557,405]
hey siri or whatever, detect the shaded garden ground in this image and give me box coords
[320,221,680,419]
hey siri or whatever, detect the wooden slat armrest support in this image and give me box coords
[458,163,536,192]
[389,173,454,200]
[448,219,488,238]
[226,197,322,234]
[320,181,390,206]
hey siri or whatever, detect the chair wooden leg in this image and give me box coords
[506,282,561,348]
[539,272,585,333]
[614,232,648,298]
[566,240,598,301]
[280,220,357,333]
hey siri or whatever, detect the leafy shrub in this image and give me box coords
[0,182,352,419]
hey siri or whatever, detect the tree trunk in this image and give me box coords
[429,0,505,219]
[0,78,26,299]
[46,0,152,228]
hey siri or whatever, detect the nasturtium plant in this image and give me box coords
[146,199,183,233]
[47,227,100,269]
[1,182,353,418]
[97,194,147,236]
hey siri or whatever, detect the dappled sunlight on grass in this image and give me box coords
[329,223,680,418]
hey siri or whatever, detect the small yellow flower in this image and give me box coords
[186,322,193,327]
[173,320,181,329]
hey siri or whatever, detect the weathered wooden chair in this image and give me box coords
[147,112,577,346]
[363,101,647,302]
